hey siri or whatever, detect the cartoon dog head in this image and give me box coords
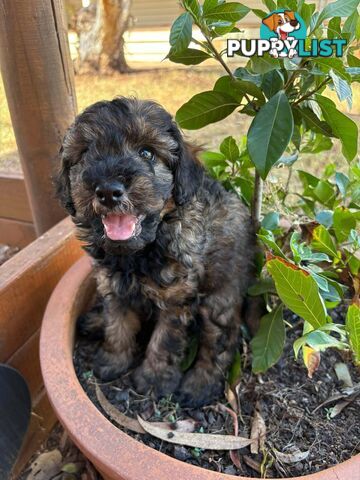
[262,11,300,40]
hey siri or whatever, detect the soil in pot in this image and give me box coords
[74,308,360,478]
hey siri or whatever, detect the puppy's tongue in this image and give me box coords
[280,30,287,40]
[102,214,137,241]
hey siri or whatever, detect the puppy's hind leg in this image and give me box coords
[177,294,242,408]
[77,303,105,341]
[132,306,192,398]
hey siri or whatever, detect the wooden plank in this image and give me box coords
[0,217,83,362]
[0,0,77,235]
[11,389,57,479]
[0,217,36,248]
[0,173,32,222]
[7,330,42,398]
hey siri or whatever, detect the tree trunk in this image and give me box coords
[77,0,132,74]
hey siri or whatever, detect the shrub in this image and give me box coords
[168,0,360,374]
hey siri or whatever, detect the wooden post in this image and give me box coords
[0,0,77,235]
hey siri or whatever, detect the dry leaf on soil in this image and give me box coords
[137,416,254,450]
[334,362,353,388]
[96,384,145,434]
[250,403,266,455]
[274,448,309,464]
[216,404,242,469]
[96,384,196,434]
[27,449,63,480]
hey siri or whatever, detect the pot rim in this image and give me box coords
[40,255,360,480]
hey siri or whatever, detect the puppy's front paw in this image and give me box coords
[176,369,224,408]
[270,49,279,58]
[132,360,182,398]
[93,348,133,382]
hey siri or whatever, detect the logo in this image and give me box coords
[227,9,347,59]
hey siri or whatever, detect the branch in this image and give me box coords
[251,171,263,230]
[201,31,253,105]
[292,77,331,106]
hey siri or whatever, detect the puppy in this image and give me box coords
[56,97,256,407]
[262,10,300,58]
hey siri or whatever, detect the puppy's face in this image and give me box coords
[56,98,202,252]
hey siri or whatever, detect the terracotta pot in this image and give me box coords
[40,256,360,480]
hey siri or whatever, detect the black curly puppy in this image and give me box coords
[55,97,256,407]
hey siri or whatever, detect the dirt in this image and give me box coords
[74,309,360,478]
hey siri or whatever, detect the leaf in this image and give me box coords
[248,55,280,74]
[203,0,221,15]
[261,212,279,231]
[329,70,352,108]
[250,403,266,454]
[251,305,285,373]
[137,416,254,450]
[313,180,336,206]
[333,207,356,243]
[316,210,334,228]
[346,303,360,364]
[183,0,201,20]
[96,384,146,434]
[335,172,350,198]
[220,136,239,162]
[314,0,359,31]
[248,91,294,180]
[228,350,242,389]
[261,70,284,99]
[274,448,310,464]
[248,278,276,296]
[311,225,338,258]
[267,257,327,329]
[169,13,193,53]
[234,67,262,86]
[315,58,350,81]
[334,362,353,388]
[261,0,276,11]
[316,95,358,162]
[176,91,239,130]
[257,229,287,259]
[168,48,211,65]
[303,346,321,378]
[297,107,332,137]
[214,76,265,103]
[204,2,250,22]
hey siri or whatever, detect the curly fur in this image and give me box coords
[55,97,256,407]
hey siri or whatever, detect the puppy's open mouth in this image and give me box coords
[279,29,288,40]
[102,213,142,241]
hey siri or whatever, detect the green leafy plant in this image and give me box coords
[168,0,360,373]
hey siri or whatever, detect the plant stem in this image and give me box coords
[251,171,263,229]
[202,32,253,105]
[283,59,307,92]
[292,77,331,106]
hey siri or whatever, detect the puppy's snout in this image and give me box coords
[95,180,125,207]
[290,19,298,27]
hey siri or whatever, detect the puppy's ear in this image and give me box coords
[54,143,76,216]
[262,14,276,31]
[170,123,204,206]
[286,10,296,20]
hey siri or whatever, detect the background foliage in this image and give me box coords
[168,0,360,374]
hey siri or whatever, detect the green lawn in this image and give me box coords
[1,68,357,182]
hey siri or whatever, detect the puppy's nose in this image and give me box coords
[95,180,125,207]
[290,19,298,27]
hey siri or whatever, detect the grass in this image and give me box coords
[0,67,358,178]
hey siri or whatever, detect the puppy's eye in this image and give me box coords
[139,147,154,162]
